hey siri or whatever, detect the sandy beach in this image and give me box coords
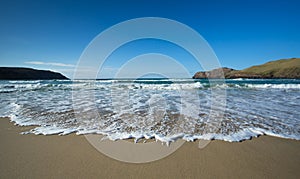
[0,117,300,178]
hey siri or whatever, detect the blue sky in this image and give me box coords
[0,0,299,78]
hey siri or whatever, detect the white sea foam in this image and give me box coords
[0,79,299,143]
[246,83,300,89]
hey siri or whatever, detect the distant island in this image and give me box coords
[193,58,300,79]
[0,67,69,80]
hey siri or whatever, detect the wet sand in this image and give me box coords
[1,117,300,178]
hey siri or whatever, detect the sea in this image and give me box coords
[0,78,299,143]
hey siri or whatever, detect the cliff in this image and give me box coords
[0,67,69,80]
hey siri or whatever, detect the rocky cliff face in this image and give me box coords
[0,67,69,80]
[193,67,236,79]
[193,58,300,79]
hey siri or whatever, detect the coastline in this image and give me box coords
[1,117,300,178]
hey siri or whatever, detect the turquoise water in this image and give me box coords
[0,78,299,143]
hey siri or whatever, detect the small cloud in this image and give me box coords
[25,61,75,67]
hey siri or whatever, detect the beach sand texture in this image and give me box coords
[1,117,300,179]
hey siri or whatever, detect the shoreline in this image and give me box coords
[1,117,300,178]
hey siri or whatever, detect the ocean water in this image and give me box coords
[0,78,299,143]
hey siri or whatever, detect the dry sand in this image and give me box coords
[1,117,300,179]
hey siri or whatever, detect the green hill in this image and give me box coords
[193,58,300,79]
[0,67,69,80]
[238,58,300,78]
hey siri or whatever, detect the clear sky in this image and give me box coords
[0,0,299,78]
